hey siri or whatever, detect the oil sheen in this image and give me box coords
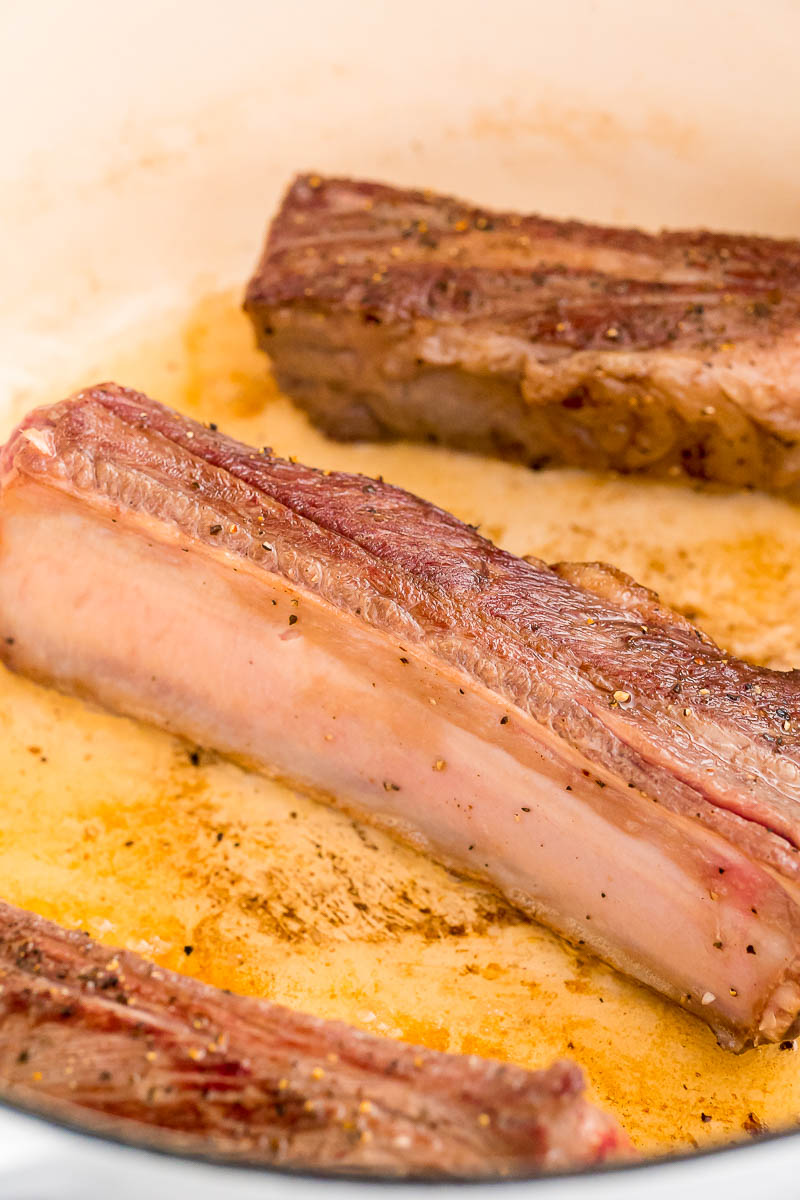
[2,291,800,1155]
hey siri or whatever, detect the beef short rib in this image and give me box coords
[245,174,800,494]
[2,385,800,1051]
[0,899,631,1176]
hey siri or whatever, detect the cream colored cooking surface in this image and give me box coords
[2,290,799,1157]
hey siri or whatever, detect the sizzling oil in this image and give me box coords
[2,290,800,1156]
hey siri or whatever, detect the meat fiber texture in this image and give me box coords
[0,899,632,1176]
[1,385,800,1053]
[245,174,800,495]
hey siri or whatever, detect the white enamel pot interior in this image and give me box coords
[1,2,799,1195]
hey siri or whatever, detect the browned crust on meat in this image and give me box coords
[0,900,631,1176]
[248,174,800,353]
[5,386,800,1051]
[244,174,800,491]
[5,383,800,887]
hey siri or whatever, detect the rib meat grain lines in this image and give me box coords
[246,174,800,496]
[2,386,800,1058]
[7,295,800,1153]
[0,900,632,1177]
